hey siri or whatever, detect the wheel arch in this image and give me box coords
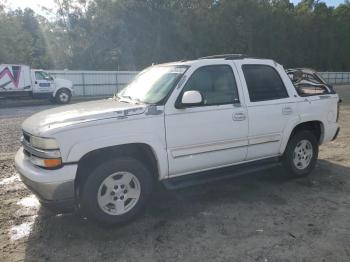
[280,120,324,154]
[53,87,73,97]
[74,143,160,191]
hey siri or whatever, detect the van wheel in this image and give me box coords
[79,157,153,225]
[56,89,71,104]
[282,130,318,177]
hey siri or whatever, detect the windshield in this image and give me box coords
[118,65,188,104]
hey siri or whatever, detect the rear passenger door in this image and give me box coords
[236,62,297,160]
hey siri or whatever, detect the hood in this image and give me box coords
[54,77,73,88]
[22,99,147,136]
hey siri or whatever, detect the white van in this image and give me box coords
[0,64,73,104]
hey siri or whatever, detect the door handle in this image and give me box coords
[282,107,293,115]
[233,112,246,121]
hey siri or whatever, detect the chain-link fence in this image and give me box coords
[48,70,349,97]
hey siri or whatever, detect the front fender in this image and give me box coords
[65,132,168,180]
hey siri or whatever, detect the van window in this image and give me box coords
[35,71,45,80]
[35,71,52,80]
[242,65,289,102]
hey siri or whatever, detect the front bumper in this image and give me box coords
[15,148,77,211]
[322,123,340,143]
[332,127,340,141]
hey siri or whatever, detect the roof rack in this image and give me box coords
[198,54,249,60]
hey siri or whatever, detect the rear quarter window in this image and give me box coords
[242,65,289,102]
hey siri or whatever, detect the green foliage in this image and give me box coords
[0,0,349,70]
[0,7,70,68]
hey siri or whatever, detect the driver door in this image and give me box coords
[32,71,55,94]
[164,64,249,177]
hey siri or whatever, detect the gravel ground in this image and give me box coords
[0,87,349,262]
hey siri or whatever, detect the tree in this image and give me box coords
[0,0,350,71]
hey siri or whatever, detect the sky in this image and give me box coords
[7,0,346,17]
[7,0,57,18]
[291,0,344,6]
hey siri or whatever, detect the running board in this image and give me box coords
[162,157,281,190]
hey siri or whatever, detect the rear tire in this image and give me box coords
[282,130,318,177]
[55,88,71,104]
[79,157,153,225]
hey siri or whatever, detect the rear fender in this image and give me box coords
[280,119,325,154]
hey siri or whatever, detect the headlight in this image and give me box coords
[30,136,59,150]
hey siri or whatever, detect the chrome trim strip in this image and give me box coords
[22,140,61,159]
[171,139,248,158]
[170,134,281,158]
[248,134,281,145]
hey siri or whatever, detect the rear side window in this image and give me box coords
[242,65,289,102]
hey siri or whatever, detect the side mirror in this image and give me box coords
[181,90,203,107]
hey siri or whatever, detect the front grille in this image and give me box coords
[23,132,30,144]
[22,131,33,158]
[23,148,31,157]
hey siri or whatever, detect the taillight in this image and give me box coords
[337,98,342,122]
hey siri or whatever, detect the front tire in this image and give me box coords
[79,157,153,225]
[55,88,71,104]
[282,130,319,177]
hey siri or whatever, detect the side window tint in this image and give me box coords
[242,65,289,102]
[182,65,239,106]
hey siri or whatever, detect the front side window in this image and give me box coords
[35,71,52,81]
[181,65,239,106]
[242,65,289,102]
[35,71,45,80]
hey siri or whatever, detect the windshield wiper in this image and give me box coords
[118,95,143,105]
[132,97,145,105]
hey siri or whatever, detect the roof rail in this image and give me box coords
[198,54,249,60]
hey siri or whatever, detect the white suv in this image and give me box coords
[15,54,340,224]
